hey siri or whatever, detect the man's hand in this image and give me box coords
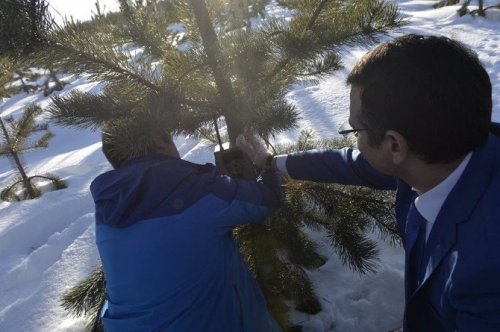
[236,133,273,169]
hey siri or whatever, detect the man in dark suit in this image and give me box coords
[239,34,500,331]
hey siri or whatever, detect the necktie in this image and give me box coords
[405,199,427,294]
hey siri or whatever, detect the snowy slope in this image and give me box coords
[1,1,499,331]
[48,0,120,24]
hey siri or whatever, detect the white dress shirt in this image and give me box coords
[414,152,472,242]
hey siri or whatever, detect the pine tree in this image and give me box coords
[0,0,48,58]
[0,104,66,201]
[44,0,403,329]
[43,0,403,146]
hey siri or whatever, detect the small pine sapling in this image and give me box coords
[0,104,66,201]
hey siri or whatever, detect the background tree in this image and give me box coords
[0,58,17,97]
[432,0,459,9]
[458,0,500,16]
[44,0,403,329]
[0,104,66,201]
[433,0,500,16]
[0,0,65,95]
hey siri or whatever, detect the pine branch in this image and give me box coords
[277,263,321,314]
[48,90,137,130]
[266,0,403,81]
[29,174,67,190]
[301,184,382,273]
[29,19,163,93]
[12,104,43,152]
[361,0,403,33]
[297,52,342,77]
[271,211,326,268]
[115,0,178,59]
[161,48,219,106]
[266,0,330,80]
[300,208,334,229]
[172,62,209,91]
[328,222,379,274]
[305,0,330,31]
[252,100,298,137]
[364,209,400,245]
[61,265,106,331]
[28,130,54,150]
[117,0,162,58]
[48,43,161,92]
[0,171,42,201]
[0,117,13,150]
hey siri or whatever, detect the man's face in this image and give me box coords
[349,85,394,175]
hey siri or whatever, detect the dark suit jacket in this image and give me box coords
[286,124,500,331]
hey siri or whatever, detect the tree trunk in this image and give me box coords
[28,0,42,49]
[478,0,485,16]
[0,118,38,198]
[16,71,30,93]
[188,0,243,145]
[11,150,38,198]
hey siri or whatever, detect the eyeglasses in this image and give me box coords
[338,122,369,137]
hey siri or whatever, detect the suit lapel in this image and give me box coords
[409,139,498,299]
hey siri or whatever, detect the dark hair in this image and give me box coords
[347,34,492,163]
[101,122,173,169]
[101,138,122,169]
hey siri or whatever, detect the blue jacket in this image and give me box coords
[285,125,500,332]
[90,154,282,332]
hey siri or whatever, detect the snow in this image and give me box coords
[1,1,499,331]
[48,0,120,24]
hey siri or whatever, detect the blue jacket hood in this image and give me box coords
[90,154,214,228]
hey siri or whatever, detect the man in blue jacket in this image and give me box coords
[90,127,282,331]
[241,34,500,331]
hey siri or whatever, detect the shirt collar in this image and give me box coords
[414,152,472,234]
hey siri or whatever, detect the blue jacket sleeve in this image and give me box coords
[205,170,282,228]
[286,148,397,190]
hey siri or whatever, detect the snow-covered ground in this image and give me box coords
[1,1,499,331]
[48,0,120,24]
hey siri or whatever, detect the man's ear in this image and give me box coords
[383,130,409,165]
